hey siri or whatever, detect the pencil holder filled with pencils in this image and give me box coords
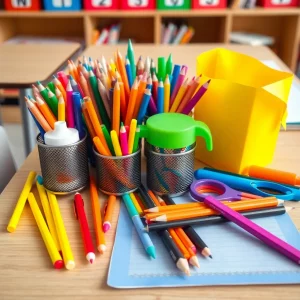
[36,127,89,194]
[140,113,213,195]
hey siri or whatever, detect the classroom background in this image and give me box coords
[0,0,300,170]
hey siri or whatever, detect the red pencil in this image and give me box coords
[74,193,96,264]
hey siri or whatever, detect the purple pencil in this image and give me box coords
[181,80,210,115]
[148,96,158,115]
[203,195,300,265]
[170,66,187,106]
[66,80,75,128]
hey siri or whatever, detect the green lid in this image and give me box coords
[140,113,213,150]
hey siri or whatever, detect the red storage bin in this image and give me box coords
[4,0,41,10]
[84,0,119,10]
[257,0,298,7]
[192,0,226,9]
[121,0,155,10]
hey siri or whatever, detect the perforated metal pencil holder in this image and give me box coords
[93,148,141,196]
[37,134,89,194]
[146,142,195,196]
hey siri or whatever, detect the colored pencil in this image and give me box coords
[127,39,136,80]
[132,125,140,153]
[82,102,96,139]
[166,54,173,75]
[111,130,122,156]
[145,206,289,232]
[36,96,56,129]
[46,89,59,117]
[125,79,138,126]
[119,82,127,121]
[133,72,148,118]
[170,64,181,95]
[136,56,144,76]
[103,195,117,233]
[125,57,133,89]
[57,71,68,89]
[119,123,129,155]
[112,81,121,136]
[101,124,115,155]
[130,193,143,216]
[93,136,110,156]
[145,56,151,74]
[58,95,65,122]
[137,89,151,125]
[170,77,189,112]
[69,74,84,98]
[157,57,166,80]
[66,81,75,128]
[181,80,210,115]
[97,78,111,119]
[164,75,171,113]
[72,92,85,139]
[170,66,187,106]
[204,195,300,265]
[138,185,156,209]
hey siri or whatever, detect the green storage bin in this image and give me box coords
[157,0,191,10]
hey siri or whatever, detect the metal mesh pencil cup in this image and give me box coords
[93,148,141,196]
[146,142,196,196]
[37,134,89,194]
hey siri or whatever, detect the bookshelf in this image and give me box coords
[0,8,299,71]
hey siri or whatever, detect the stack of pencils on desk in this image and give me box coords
[25,39,210,154]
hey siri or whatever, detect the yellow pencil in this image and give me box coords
[7,171,36,233]
[47,191,75,270]
[28,193,64,269]
[36,176,61,253]
[58,95,65,122]
[128,119,137,154]
[164,75,170,113]
[130,193,143,216]
[170,78,189,113]
[111,130,122,156]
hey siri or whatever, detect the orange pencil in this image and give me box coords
[53,75,66,101]
[84,97,110,155]
[144,202,206,213]
[169,228,190,259]
[68,60,77,81]
[36,96,57,129]
[93,136,110,156]
[147,190,161,207]
[71,60,80,83]
[150,197,282,222]
[175,228,197,254]
[134,193,146,212]
[112,81,121,136]
[125,79,139,126]
[117,50,130,98]
[133,72,148,118]
[119,82,127,121]
[32,84,42,99]
[82,102,96,139]
[89,175,106,254]
[177,76,201,113]
[170,77,189,113]
[25,98,52,132]
[103,195,117,232]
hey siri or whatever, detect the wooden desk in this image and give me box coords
[0,45,299,300]
[0,43,81,155]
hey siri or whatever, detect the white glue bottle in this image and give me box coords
[44,121,79,146]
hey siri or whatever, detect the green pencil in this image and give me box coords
[150,59,156,76]
[166,54,173,76]
[37,81,58,116]
[133,125,141,153]
[47,82,56,94]
[127,39,136,81]
[89,70,110,130]
[101,124,115,156]
[47,89,59,117]
[157,57,166,81]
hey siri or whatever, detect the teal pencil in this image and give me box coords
[132,125,141,153]
[166,54,173,76]
[127,39,136,81]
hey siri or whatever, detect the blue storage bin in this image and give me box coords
[43,0,81,11]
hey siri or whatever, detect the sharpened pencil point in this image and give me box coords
[103,222,111,233]
[89,259,93,264]
[209,255,213,259]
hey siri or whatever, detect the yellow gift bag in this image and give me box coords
[194,48,293,174]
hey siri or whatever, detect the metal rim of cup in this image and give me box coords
[147,145,196,157]
[36,132,87,148]
[93,146,141,160]
[99,187,139,197]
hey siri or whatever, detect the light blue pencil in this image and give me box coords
[125,57,133,89]
[122,194,156,259]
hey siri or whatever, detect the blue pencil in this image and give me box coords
[170,64,180,95]
[125,58,133,89]
[157,80,164,113]
[137,89,151,125]
[28,109,45,140]
[72,92,85,139]
[122,193,156,259]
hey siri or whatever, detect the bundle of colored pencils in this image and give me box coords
[26,39,210,155]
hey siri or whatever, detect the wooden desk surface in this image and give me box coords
[0,45,299,300]
[0,43,81,88]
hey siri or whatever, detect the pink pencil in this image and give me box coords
[119,123,128,156]
[125,125,130,141]
[170,66,187,106]
[181,80,210,115]
[203,195,300,265]
[66,81,75,128]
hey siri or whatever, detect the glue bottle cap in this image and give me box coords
[44,121,80,146]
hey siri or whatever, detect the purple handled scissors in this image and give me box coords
[190,179,261,202]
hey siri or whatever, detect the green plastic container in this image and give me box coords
[157,0,191,10]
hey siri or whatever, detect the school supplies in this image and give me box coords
[28,193,64,269]
[7,171,37,233]
[36,176,60,253]
[248,165,300,186]
[74,193,95,264]
[195,167,300,201]
[108,193,300,288]
[47,191,75,270]
[90,176,106,254]
[103,195,117,233]
[192,190,300,265]
[122,194,156,259]
[194,48,293,174]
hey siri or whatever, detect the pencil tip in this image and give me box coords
[209,255,213,259]
[103,223,111,233]
[89,259,94,264]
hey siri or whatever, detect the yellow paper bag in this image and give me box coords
[194,48,293,174]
